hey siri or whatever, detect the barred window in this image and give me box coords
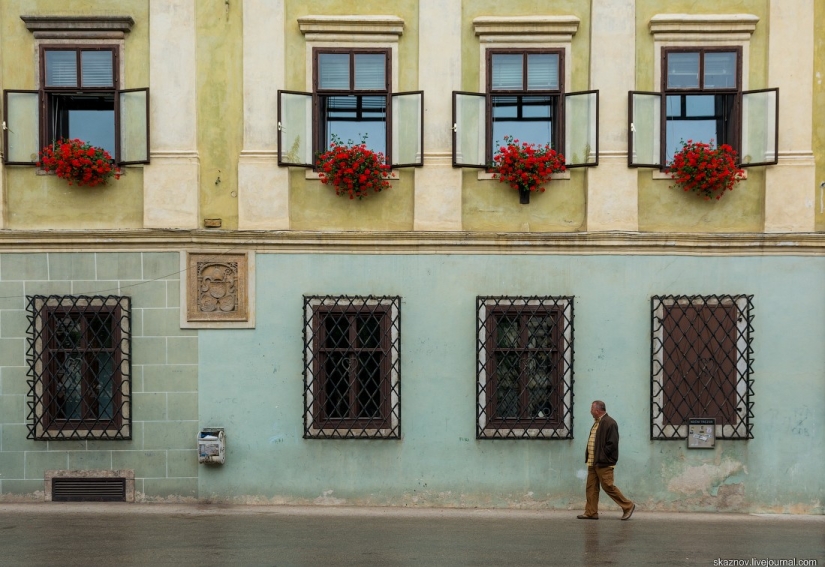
[477,297,574,439]
[303,296,400,439]
[27,296,132,440]
[651,295,754,440]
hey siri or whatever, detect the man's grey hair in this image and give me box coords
[592,400,606,411]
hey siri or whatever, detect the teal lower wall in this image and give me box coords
[198,253,825,513]
[0,252,198,501]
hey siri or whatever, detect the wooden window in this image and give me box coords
[277,50,423,168]
[651,295,754,440]
[303,296,400,439]
[629,48,777,168]
[3,46,149,165]
[27,296,132,440]
[477,297,574,439]
[453,50,598,168]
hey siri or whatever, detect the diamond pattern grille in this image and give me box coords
[303,296,400,439]
[26,296,132,440]
[477,296,574,439]
[651,295,754,440]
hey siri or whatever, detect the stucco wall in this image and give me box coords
[0,252,198,501]
[197,253,824,513]
[815,0,825,232]
[0,0,149,229]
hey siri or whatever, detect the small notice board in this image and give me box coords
[687,418,716,449]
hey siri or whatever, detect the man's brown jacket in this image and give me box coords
[584,414,620,467]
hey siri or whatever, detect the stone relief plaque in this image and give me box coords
[186,252,249,323]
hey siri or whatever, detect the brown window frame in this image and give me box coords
[486,48,564,165]
[27,296,132,440]
[303,296,401,439]
[477,297,574,439]
[35,45,149,165]
[312,48,393,164]
[651,295,754,440]
[661,47,742,165]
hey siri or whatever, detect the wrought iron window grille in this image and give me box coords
[303,296,401,439]
[477,296,574,439]
[651,295,754,440]
[26,295,132,440]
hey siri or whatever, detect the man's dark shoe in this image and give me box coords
[621,503,636,520]
[576,514,599,520]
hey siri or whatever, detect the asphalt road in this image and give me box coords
[0,504,822,566]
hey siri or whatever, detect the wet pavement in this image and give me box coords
[0,503,822,566]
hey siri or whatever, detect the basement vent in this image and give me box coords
[51,477,127,502]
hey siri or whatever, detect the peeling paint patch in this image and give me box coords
[666,459,743,495]
[314,490,345,506]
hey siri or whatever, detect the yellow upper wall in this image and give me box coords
[636,0,770,233]
[816,0,825,232]
[0,0,148,229]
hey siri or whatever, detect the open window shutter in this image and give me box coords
[391,91,423,167]
[278,90,313,167]
[740,88,778,167]
[3,90,39,165]
[452,91,486,168]
[119,88,149,164]
[564,90,598,168]
[628,91,663,168]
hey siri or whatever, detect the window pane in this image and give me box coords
[318,53,350,89]
[278,91,313,165]
[526,351,554,418]
[94,353,115,420]
[491,54,523,90]
[527,54,559,90]
[357,353,382,418]
[322,95,387,154]
[55,354,83,420]
[45,51,78,87]
[120,89,149,163]
[323,353,350,418]
[354,54,385,90]
[491,95,553,150]
[665,94,735,163]
[55,315,81,349]
[630,92,661,166]
[324,313,350,348]
[88,313,113,349]
[704,52,737,89]
[81,51,113,87]
[494,352,520,418]
[496,315,519,349]
[667,52,699,89]
[565,91,598,165]
[741,89,778,165]
[392,92,422,166]
[526,315,554,349]
[357,315,381,348]
[4,91,40,163]
[453,92,486,166]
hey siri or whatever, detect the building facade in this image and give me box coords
[0,0,822,513]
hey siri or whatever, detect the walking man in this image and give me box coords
[577,400,635,520]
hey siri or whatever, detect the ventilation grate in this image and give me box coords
[52,477,126,502]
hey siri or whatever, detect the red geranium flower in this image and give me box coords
[315,135,392,200]
[491,135,566,197]
[37,139,121,187]
[666,140,744,201]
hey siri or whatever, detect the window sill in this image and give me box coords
[651,169,747,180]
[478,170,571,181]
[306,170,400,181]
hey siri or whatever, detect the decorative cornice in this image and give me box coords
[473,16,580,43]
[298,15,404,39]
[0,230,822,256]
[649,14,759,41]
[21,15,134,39]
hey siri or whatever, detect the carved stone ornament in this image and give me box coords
[186,253,248,323]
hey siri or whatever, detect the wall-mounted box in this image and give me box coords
[198,428,226,464]
[687,418,716,449]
